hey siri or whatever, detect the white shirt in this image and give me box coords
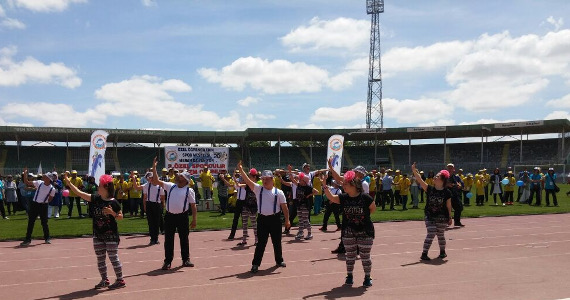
[32,180,56,203]
[235,184,247,200]
[361,180,370,195]
[163,182,195,214]
[142,183,165,203]
[328,186,342,196]
[253,183,286,216]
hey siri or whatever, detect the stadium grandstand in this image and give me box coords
[0,119,569,180]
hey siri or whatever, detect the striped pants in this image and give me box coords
[342,228,374,276]
[242,210,258,243]
[297,206,311,235]
[93,237,123,280]
[423,219,447,253]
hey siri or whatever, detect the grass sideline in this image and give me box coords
[1,185,569,241]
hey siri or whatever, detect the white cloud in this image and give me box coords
[7,0,87,12]
[328,57,368,91]
[546,94,570,109]
[286,123,325,129]
[141,0,157,7]
[310,101,366,122]
[198,57,330,94]
[281,17,369,52]
[0,46,81,88]
[417,119,457,127]
[0,116,33,127]
[544,110,570,120]
[383,98,453,124]
[458,118,526,126]
[2,18,26,29]
[0,4,5,17]
[237,96,260,107]
[0,103,103,127]
[383,41,473,77]
[545,16,564,31]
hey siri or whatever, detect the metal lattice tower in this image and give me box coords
[365,0,384,129]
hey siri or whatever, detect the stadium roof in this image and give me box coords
[0,119,568,145]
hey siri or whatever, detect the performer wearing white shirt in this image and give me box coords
[133,171,165,245]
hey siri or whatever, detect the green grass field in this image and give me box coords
[1,185,569,241]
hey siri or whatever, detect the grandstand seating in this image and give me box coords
[0,138,565,177]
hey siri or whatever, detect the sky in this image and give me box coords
[1,0,569,135]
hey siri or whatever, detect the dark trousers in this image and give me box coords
[322,201,341,229]
[25,202,49,241]
[288,201,298,224]
[529,186,541,205]
[164,211,190,264]
[517,186,523,201]
[229,200,244,238]
[67,196,83,217]
[0,201,5,218]
[130,197,143,216]
[218,195,228,214]
[374,191,382,206]
[493,193,504,204]
[146,202,162,243]
[401,195,408,210]
[394,190,401,205]
[420,188,425,202]
[545,190,558,206]
[252,213,283,266]
[484,186,489,202]
[504,191,514,203]
[451,197,463,225]
[463,191,470,205]
[381,189,394,210]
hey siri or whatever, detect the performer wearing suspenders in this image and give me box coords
[132,172,165,245]
[150,158,197,270]
[20,169,57,246]
[237,161,290,274]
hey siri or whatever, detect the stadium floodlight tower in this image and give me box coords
[365,0,384,129]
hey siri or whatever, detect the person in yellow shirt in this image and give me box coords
[66,170,85,218]
[128,172,143,217]
[503,171,516,205]
[312,175,325,215]
[199,167,214,200]
[369,170,377,200]
[462,174,474,206]
[399,174,411,211]
[475,175,486,206]
[483,169,491,203]
[425,171,435,187]
[393,170,402,206]
[114,174,130,215]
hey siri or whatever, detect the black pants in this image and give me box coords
[382,189,394,210]
[164,211,190,264]
[529,186,541,205]
[322,202,341,229]
[67,196,83,217]
[252,213,283,266]
[146,202,162,243]
[26,202,49,241]
[229,200,244,238]
[374,191,382,206]
[517,186,523,201]
[420,188,425,202]
[463,191,470,205]
[493,193,504,204]
[484,186,489,202]
[394,190,401,205]
[0,201,5,218]
[545,190,558,206]
[218,195,228,214]
[504,191,514,203]
[288,201,297,225]
[451,197,463,225]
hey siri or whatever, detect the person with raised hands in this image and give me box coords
[131,171,165,245]
[281,164,318,241]
[63,172,125,289]
[411,162,452,261]
[319,161,376,288]
[150,157,197,270]
[20,168,57,246]
[237,161,289,274]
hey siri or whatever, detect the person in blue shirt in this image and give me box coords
[543,168,558,206]
[381,170,394,210]
[528,167,543,206]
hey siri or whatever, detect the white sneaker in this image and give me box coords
[55,213,60,218]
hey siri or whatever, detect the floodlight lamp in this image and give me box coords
[366,0,384,14]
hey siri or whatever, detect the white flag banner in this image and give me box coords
[326,135,344,175]
[37,162,42,175]
[88,130,109,185]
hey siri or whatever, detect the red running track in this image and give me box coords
[0,214,569,300]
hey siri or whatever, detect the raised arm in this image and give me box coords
[63,173,92,202]
[412,162,428,192]
[151,157,167,190]
[319,174,340,204]
[237,161,256,191]
[22,168,33,187]
[327,157,343,185]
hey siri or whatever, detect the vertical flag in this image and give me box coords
[327,135,344,175]
[88,130,109,185]
[37,161,43,175]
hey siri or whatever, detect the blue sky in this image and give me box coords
[0,0,569,133]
